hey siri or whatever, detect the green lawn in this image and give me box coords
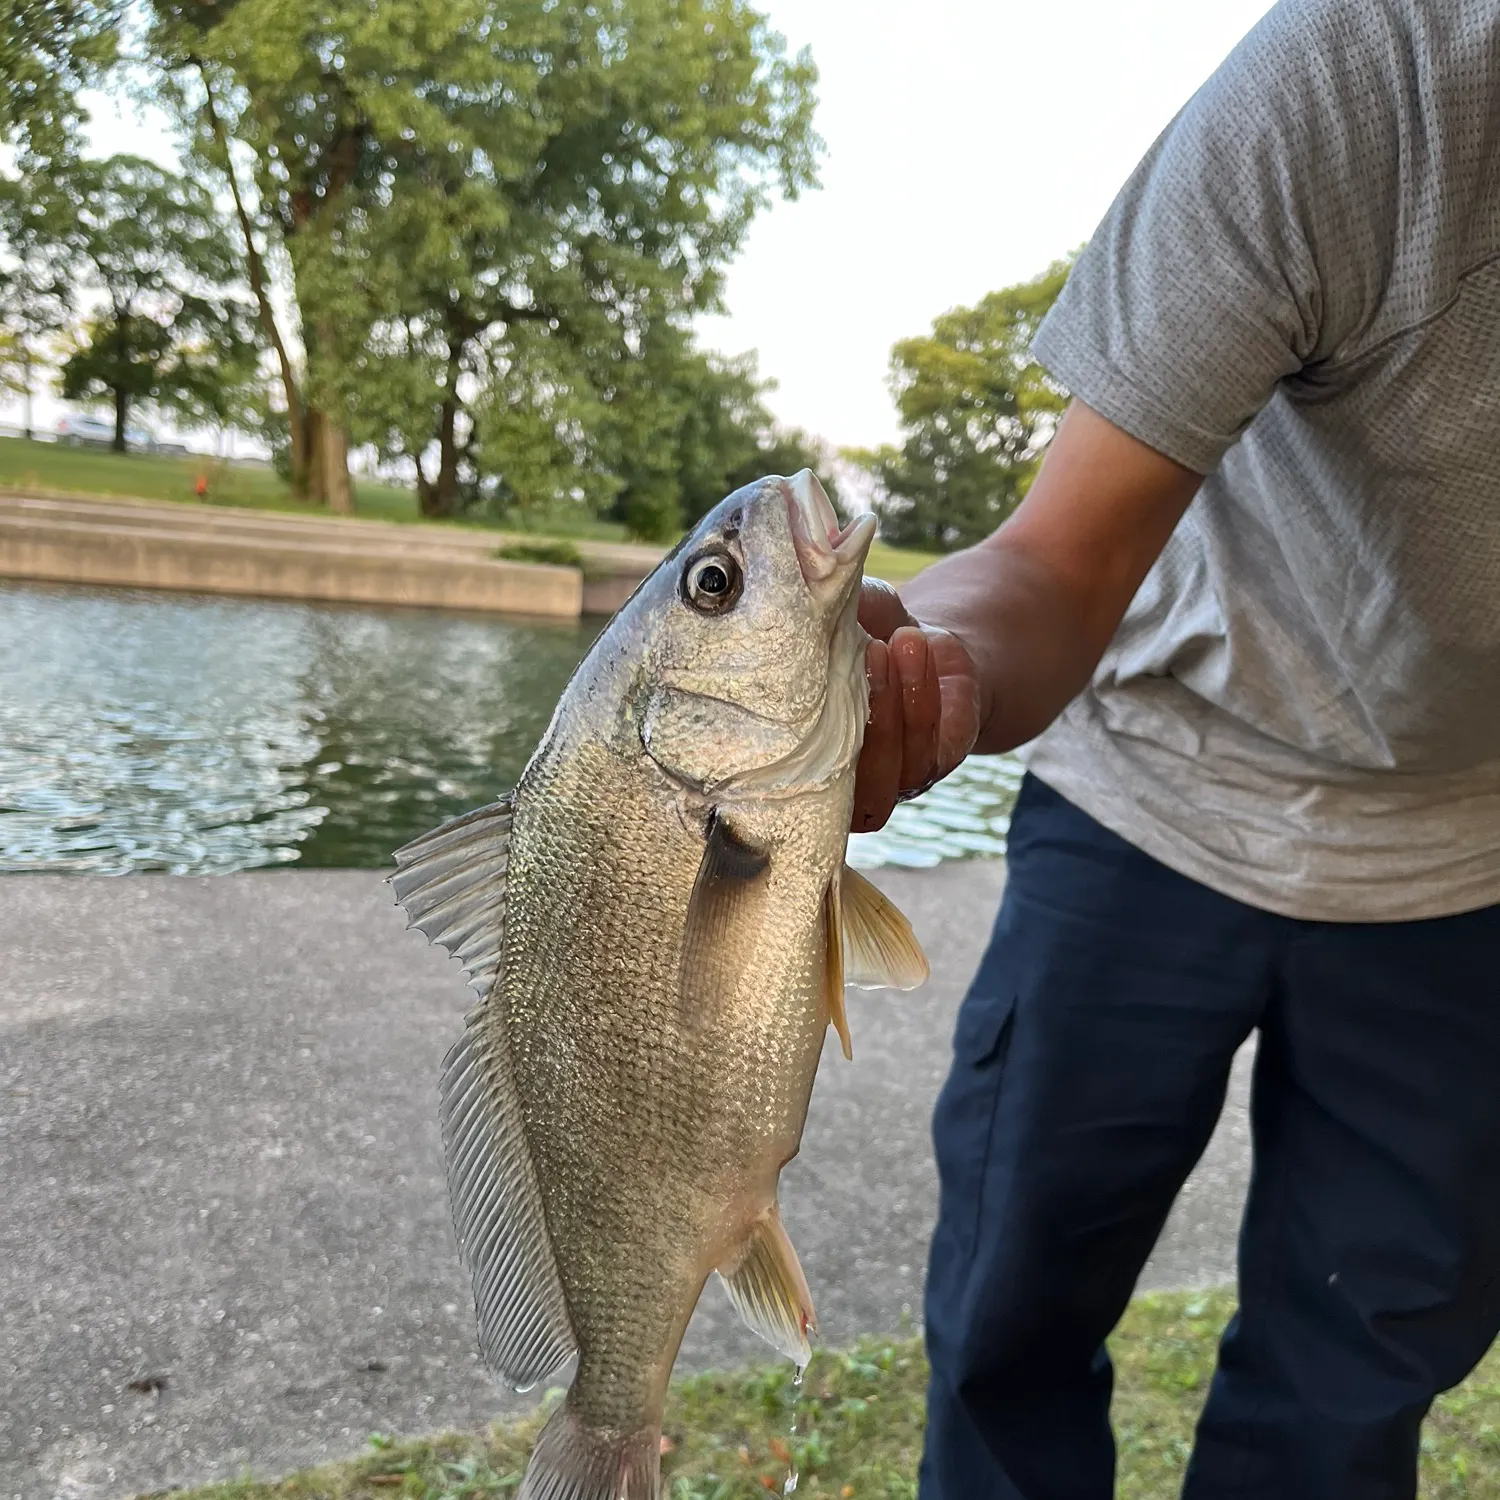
[156,1290,1500,1500]
[865,539,940,586]
[0,437,630,540]
[0,437,951,572]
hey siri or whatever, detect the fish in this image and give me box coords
[391,470,929,1500]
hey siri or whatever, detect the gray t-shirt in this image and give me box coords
[1026,0,1500,922]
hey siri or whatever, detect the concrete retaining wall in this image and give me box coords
[0,513,584,618]
[0,493,673,618]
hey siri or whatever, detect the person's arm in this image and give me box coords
[852,400,1203,832]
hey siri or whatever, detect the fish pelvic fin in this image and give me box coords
[822,877,853,1061]
[519,1403,659,1500]
[717,1203,816,1365]
[679,808,771,1024]
[840,864,929,991]
[392,796,578,1392]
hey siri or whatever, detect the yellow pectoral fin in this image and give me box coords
[717,1203,816,1365]
[822,876,853,1061]
[840,864,930,991]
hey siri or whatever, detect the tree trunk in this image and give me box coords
[21,348,32,441]
[304,408,354,514]
[112,388,128,453]
[198,66,313,501]
[417,396,461,517]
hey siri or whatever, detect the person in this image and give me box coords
[849,1,1500,1496]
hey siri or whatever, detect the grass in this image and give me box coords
[0,437,630,542]
[864,540,940,586]
[0,437,950,575]
[153,1290,1500,1500]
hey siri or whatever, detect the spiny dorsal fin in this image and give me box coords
[679,809,771,1023]
[717,1203,816,1365]
[840,865,929,991]
[822,877,853,1060]
[391,799,578,1392]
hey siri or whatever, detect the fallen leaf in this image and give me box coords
[126,1375,168,1396]
[769,1437,792,1463]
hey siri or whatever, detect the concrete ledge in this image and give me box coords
[0,513,584,618]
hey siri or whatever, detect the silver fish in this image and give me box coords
[393,471,928,1500]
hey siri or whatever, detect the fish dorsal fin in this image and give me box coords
[680,809,771,1021]
[822,877,853,1061]
[717,1203,816,1365]
[840,865,930,991]
[391,798,514,1000]
[390,799,578,1391]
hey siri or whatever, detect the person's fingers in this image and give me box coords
[926,628,983,775]
[852,639,903,833]
[888,626,942,800]
[857,577,911,643]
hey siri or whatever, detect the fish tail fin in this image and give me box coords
[519,1402,660,1500]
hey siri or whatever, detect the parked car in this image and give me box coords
[56,413,155,451]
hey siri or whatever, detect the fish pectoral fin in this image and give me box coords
[822,877,853,1060]
[839,864,930,992]
[717,1204,816,1365]
[680,808,771,1022]
[390,795,514,1002]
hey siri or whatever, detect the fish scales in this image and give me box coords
[393,471,930,1500]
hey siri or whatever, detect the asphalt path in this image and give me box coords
[0,864,1251,1498]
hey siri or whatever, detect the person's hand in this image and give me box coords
[852,578,982,833]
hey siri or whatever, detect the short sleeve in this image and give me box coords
[1032,0,1402,474]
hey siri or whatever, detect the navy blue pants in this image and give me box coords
[920,775,1500,1500]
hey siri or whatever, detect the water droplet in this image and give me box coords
[782,1361,806,1495]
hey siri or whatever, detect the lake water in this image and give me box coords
[0,581,1020,875]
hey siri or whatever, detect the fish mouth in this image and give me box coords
[783,470,877,588]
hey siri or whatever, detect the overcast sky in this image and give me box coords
[73,0,1277,451]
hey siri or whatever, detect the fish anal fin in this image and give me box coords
[717,1204,816,1365]
[680,809,771,1022]
[822,877,852,1060]
[840,864,930,992]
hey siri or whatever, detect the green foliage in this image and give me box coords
[0,175,75,435]
[853,256,1075,552]
[596,337,838,542]
[17,154,262,446]
[147,0,822,525]
[0,0,122,161]
[496,540,583,569]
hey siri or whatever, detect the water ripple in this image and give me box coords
[0,580,1019,875]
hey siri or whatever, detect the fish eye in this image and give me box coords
[681,550,743,614]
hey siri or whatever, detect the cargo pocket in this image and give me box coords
[933,988,1018,1266]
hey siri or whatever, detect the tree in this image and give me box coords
[0,1,122,161]
[0,178,74,439]
[39,155,257,450]
[147,0,820,517]
[852,257,1075,552]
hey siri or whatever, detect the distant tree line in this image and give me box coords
[851,257,1075,552]
[0,0,832,538]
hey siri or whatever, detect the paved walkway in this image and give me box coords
[0,865,1251,1499]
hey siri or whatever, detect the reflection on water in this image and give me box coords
[0,581,1019,875]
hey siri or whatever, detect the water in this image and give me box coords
[0,580,1021,875]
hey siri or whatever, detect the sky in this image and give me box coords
[32,0,1278,452]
